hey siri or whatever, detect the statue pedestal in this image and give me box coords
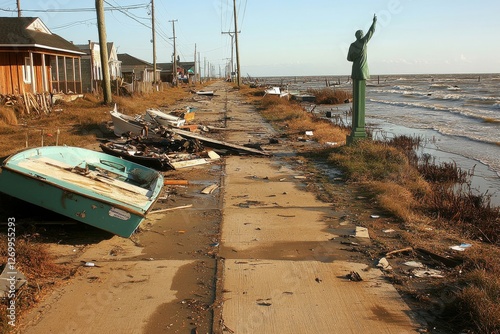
[347,79,367,144]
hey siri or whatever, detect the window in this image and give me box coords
[23,57,32,83]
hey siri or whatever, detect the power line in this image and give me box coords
[0,3,148,13]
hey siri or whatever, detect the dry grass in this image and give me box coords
[0,235,72,331]
[307,88,352,105]
[0,107,18,126]
[258,95,349,143]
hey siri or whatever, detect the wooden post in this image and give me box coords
[95,0,112,104]
[233,0,241,87]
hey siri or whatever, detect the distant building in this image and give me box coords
[75,41,122,93]
[117,53,160,83]
[158,62,195,83]
[0,17,84,94]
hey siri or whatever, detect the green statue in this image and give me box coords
[347,14,377,80]
[346,14,377,144]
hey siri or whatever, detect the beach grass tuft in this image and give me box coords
[307,88,352,104]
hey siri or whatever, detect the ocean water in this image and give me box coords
[255,73,500,206]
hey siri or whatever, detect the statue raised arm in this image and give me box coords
[347,14,377,80]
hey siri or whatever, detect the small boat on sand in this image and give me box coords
[144,108,186,128]
[264,86,289,98]
[0,146,164,237]
[110,106,150,137]
[196,90,214,96]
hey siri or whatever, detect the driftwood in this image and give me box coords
[1,93,52,115]
[149,204,193,214]
[385,247,413,257]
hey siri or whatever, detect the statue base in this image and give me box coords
[346,128,367,144]
[347,79,368,145]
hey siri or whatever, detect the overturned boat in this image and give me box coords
[0,146,164,237]
[99,141,174,171]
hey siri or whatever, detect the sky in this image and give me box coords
[2,0,500,77]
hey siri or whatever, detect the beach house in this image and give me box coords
[0,17,84,95]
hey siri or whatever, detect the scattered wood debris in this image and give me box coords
[346,271,363,282]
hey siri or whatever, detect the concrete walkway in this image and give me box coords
[217,81,421,333]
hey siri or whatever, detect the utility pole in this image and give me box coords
[17,0,21,17]
[151,0,157,83]
[232,0,241,86]
[221,31,239,82]
[198,52,201,84]
[193,43,197,85]
[95,0,112,104]
[169,19,178,86]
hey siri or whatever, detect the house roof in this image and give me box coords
[118,53,159,69]
[157,62,195,71]
[0,17,84,55]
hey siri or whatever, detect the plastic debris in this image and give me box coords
[412,269,444,278]
[449,243,472,252]
[377,257,392,270]
[346,271,363,281]
[404,261,424,268]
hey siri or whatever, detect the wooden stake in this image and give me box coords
[149,204,193,214]
[386,247,413,257]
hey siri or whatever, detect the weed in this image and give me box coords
[307,88,351,105]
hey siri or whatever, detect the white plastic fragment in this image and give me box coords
[377,257,392,270]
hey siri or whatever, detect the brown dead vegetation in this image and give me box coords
[307,88,352,105]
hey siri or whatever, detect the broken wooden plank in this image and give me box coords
[386,247,413,257]
[415,247,463,267]
[169,128,270,156]
[170,158,210,169]
[149,204,193,214]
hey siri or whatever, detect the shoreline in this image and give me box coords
[369,120,500,207]
[311,102,500,208]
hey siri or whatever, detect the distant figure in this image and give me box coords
[347,14,377,80]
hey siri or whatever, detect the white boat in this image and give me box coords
[144,108,186,128]
[110,106,149,137]
[264,86,289,98]
[196,90,214,96]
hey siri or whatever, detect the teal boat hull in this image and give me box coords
[0,146,164,237]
